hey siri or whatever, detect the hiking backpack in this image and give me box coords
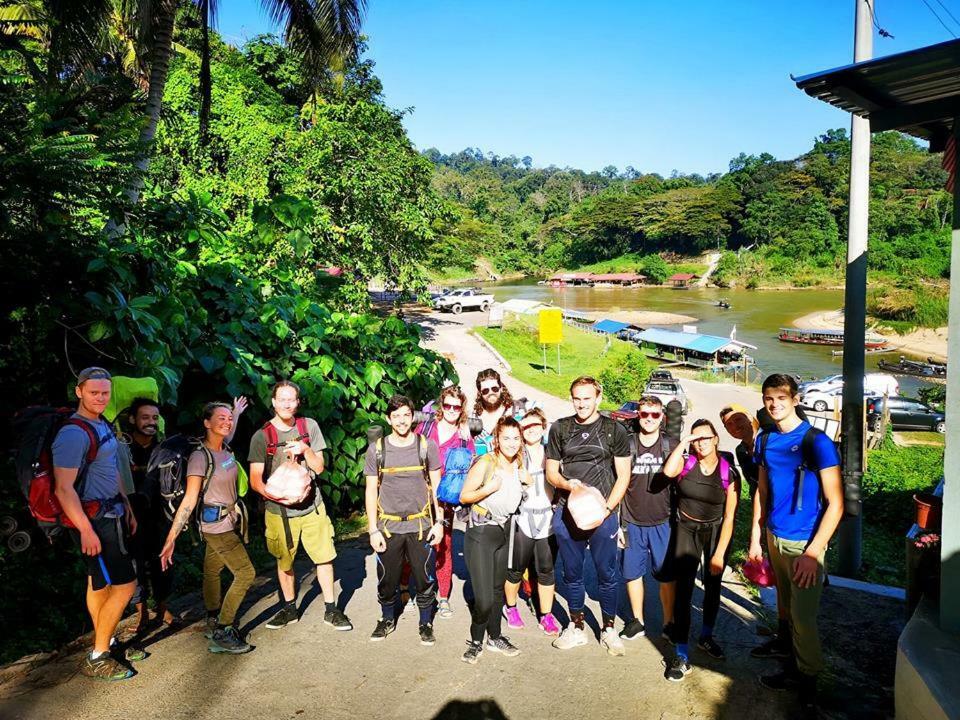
[436,439,472,505]
[679,454,733,490]
[11,406,105,540]
[373,434,436,538]
[146,435,215,525]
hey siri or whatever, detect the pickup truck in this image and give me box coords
[433,288,494,314]
[643,378,689,414]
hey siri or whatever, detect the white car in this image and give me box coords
[801,373,899,398]
[432,288,494,314]
[800,386,878,413]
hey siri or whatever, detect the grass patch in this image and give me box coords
[669,262,709,276]
[695,369,726,384]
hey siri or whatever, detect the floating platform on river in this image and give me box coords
[778,327,890,350]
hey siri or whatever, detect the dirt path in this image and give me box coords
[697,253,723,287]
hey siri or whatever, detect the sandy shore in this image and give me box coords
[585,309,696,326]
[794,309,948,361]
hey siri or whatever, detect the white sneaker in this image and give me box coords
[601,627,625,656]
[552,625,589,650]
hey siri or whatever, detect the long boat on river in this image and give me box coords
[778,327,890,350]
[878,356,947,379]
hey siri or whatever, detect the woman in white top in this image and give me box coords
[503,408,560,636]
[459,416,525,664]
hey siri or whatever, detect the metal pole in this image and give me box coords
[941,119,960,633]
[835,0,873,577]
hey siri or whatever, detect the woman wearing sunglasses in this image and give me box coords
[503,408,560,635]
[661,419,740,682]
[415,385,475,618]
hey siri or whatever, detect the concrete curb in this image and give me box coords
[472,331,512,372]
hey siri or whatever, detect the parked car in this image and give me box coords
[802,373,899,397]
[649,370,674,381]
[800,386,877,413]
[433,288,494,314]
[610,401,640,423]
[643,378,689,414]
[867,396,945,433]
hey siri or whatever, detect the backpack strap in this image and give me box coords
[718,456,731,491]
[758,430,770,469]
[794,426,821,513]
[678,455,698,478]
[375,435,435,539]
[66,417,104,499]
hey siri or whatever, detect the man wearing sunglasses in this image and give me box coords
[472,369,515,456]
[619,396,678,643]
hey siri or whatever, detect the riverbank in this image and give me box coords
[584,309,696,326]
[794,309,948,361]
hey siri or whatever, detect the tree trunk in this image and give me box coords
[198,0,211,145]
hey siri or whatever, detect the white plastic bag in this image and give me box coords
[265,459,311,505]
[567,483,607,530]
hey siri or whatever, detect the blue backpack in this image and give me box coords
[436,440,473,505]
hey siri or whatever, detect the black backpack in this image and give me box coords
[145,435,215,525]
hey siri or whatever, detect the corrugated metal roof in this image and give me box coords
[668,273,697,281]
[591,273,645,282]
[794,37,960,149]
[594,319,631,334]
[637,328,731,354]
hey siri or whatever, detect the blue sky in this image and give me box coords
[218,1,955,175]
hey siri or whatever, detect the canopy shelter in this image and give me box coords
[593,319,632,335]
[794,37,960,714]
[636,327,742,356]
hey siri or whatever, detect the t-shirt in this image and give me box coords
[417,422,475,469]
[364,436,441,535]
[677,459,739,523]
[622,433,677,527]
[248,417,326,517]
[754,421,841,542]
[545,415,630,499]
[517,446,553,539]
[187,448,238,534]
[129,437,159,497]
[51,414,122,511]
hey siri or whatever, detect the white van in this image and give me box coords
[802,373,899,397]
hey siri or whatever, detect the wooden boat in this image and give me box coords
[878,357,947,379]
[778,327,889,350]
[717,300,731,309]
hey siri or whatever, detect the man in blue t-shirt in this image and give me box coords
[748,373,842,715]
[52,367,139,681]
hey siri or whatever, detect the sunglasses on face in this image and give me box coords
[480,386,501,396]
[639,411,662,419]
[442,402,462,411]
[521,424,544,432]
[692,436,716,443]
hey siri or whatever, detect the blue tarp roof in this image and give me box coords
[636,328,731,354]
[594,319,631,334]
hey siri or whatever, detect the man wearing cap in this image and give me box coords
[53,367,140,681]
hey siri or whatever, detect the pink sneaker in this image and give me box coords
[503,606,525,630]
[539,613,561,636]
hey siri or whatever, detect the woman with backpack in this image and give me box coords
[458,416,526,664]
[159,402,254,655]
[661,419,740,682]
[503,408,560,636]
[415,386,475,619]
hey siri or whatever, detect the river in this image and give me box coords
[484,279,934,396]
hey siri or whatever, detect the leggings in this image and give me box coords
[203,530,255,627]
[464,523,509,643]
[552,506,621,622]
[673,517,724,644]
[376,531,436,616]
[506,523,556,585]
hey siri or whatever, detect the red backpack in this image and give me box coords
[12,407,104,540]
[262,417,311,479]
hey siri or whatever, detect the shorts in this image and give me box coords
[620,520,674,582]
[265,506,336,570]
[71,516,137,591]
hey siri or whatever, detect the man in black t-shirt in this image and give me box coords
[546,377,631,655]
[619,396,678,642]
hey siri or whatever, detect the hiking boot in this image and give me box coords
[697,636,725,660]
[437,598,453,619]
[265,604,298,630]
[750,635,792,660]
[110,638,146,662]
[539,613,561,636]
[503,605,525,630]
[601,627,625,656]
[462,640,483,664]
[80,654,134,681]
[204,615,218,639]
[486,636,520,657]
[209,626,252,654]
[663,655,693,682]
[620,619,646,640]
[419,623,436,646]
[370,618,396,642]
[661,622,676,644]
[324,606,353,631]
[552,625,589,650]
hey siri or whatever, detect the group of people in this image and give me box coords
[53,364,841,715]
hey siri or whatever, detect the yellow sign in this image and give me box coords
[538,308,563,344]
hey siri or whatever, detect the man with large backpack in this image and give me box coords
[365,395,443,645]
[52,367,139,681]
[249,381,352,631]
[748,373,843,716]
[619,395,678,643]
[546,376,632,655]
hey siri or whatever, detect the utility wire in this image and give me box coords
[864,0,894,38]
[918,0,958,37]
[932,0,960,31]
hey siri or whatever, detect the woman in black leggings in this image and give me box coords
[661,418,739,682]
[459,416,525,664]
